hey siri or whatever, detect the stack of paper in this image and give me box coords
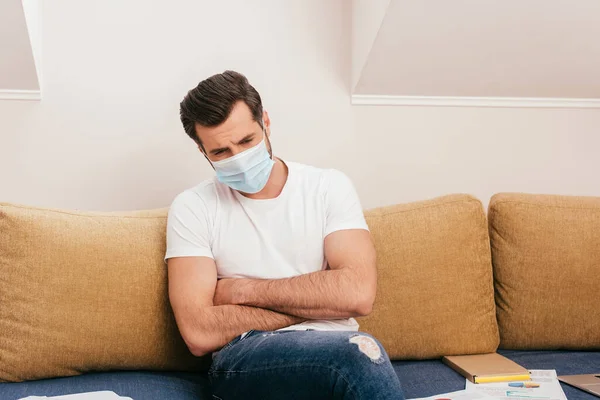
[465,370,568,400]
[19,391,133,400]
[410,389,495,400]
[409,370,567,400]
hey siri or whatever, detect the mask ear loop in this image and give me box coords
[204,153,215,170]
[263,120,274,160]
[198,142,216,170]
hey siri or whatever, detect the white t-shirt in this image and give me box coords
[165,160,369,331]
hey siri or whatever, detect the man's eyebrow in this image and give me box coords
[209,146,229,155]
[236,133,255,144]
[209,134,255,155]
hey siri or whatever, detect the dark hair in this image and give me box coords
[179,70,263,148]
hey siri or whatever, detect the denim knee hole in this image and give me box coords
[349,334,385,364]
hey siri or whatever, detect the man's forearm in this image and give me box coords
[230,268,369,319]
[195,304,304,355]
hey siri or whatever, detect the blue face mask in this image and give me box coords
[211,133,275,194]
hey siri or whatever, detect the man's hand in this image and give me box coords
[215,277,265,307]
[213,278,241,306]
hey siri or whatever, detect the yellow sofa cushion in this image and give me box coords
[358,194,499,359]
[0,203,208,383]
[489,193,600,350]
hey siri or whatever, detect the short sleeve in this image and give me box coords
[323,169,369,237]
[164,191,214,262]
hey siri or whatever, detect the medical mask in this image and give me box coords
[211,133,275,194]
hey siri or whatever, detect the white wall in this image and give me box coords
[1,0,599,212]
[0,0,353,211]
[351,106,600,209]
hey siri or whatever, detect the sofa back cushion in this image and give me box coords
[0,203,208,382]
[489,193,600,350]
[358,194,499,359]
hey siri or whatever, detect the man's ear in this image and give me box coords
[263,109,271,137]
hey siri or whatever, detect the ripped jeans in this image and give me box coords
[208,330,405,400]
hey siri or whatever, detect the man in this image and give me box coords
[166,70,404,399]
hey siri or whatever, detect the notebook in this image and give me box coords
[442,353,531,384]
[558,374,600,398]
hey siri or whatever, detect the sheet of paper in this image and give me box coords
[409,389,495,400]
[465,370,567,400]
[19,391,132,400]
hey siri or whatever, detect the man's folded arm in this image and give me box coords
[168,256,305,357]
[214,229,377,319]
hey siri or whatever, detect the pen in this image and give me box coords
[509,382,540,388]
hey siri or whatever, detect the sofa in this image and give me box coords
[1,193,598,400]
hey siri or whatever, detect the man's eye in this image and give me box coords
[241,139,252,144]
[214,150,226,155]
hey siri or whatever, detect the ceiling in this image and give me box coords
[352,0,600,99]
[0,0,40,94]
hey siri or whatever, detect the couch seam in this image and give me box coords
[475,203,499,349]
[365,198,481,218]
[490,200,600,212]
[0,204,166,219]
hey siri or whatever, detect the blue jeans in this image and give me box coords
[208,330,405,399]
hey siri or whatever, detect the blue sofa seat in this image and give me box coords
[2,350,598,400]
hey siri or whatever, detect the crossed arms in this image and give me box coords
[167,229,376,356]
